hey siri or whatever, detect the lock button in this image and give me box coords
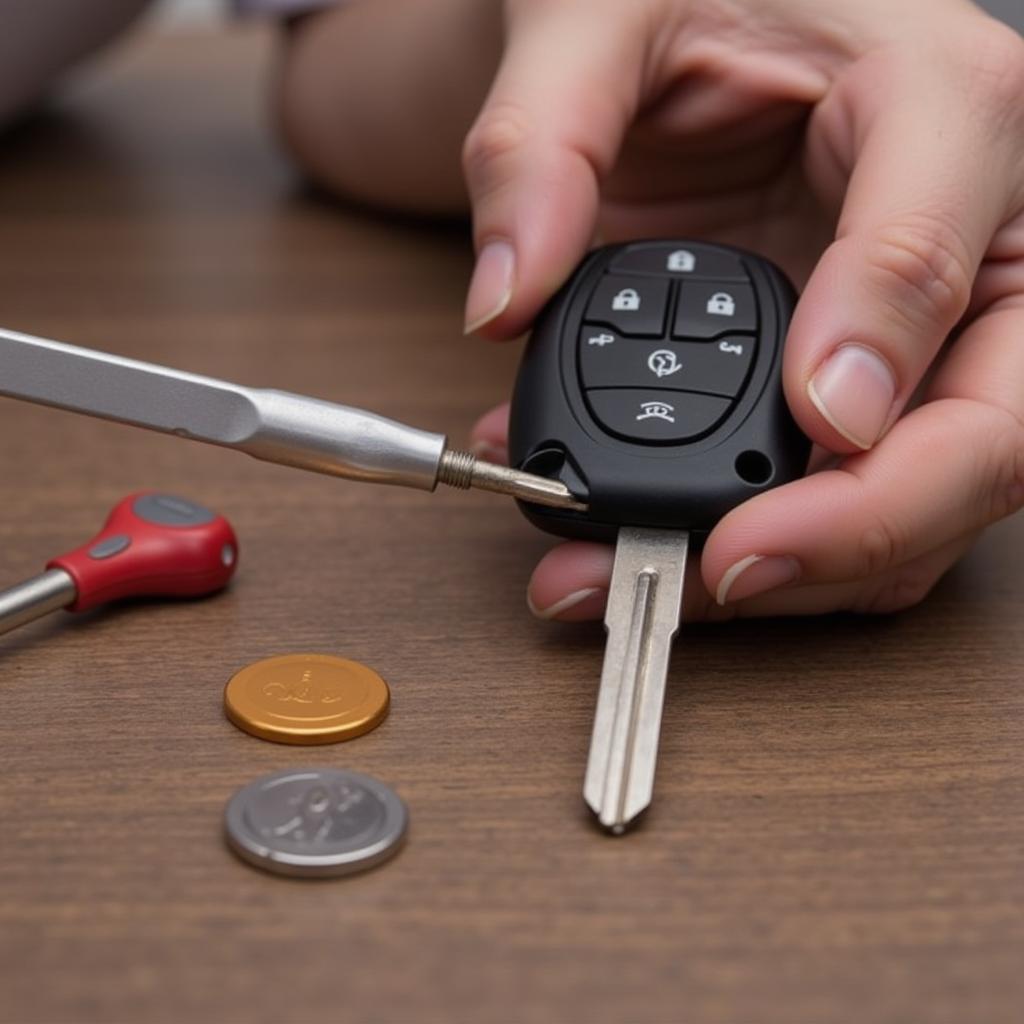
[673,280,757,340]
[609,242,749,280]
[706,291,735,316]
[586,275,669,337]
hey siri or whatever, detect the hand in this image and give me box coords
[462,0,1024,620]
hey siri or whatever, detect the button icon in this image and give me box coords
[612,288,641,312]
[666,249,696,273]
[706,292,736,316]
[718,340,744,356]
[647,349,683,378]
[636,401,676,423]
[587,332,616,347]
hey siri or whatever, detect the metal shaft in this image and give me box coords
[436,449,588,512]
[0,327,585,512]
[0,569,77,636]
[583,527,688,833]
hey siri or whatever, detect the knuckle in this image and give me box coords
[983,410,1024,524]
[962,21,1024,119]
[462,104,534,184]
[865,216,974,332]
[856,567,938,615]
[856,518,903,578]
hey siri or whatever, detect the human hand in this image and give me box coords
[462,0,1024,620]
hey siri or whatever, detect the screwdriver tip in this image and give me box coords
[436,448,587,512]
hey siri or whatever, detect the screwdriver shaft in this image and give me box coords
[0,569,77,637]
[0,327,445,490]
[584,527,687,833]
[0,328,585,512]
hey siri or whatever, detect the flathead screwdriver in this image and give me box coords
[0,327,586,513]
[0,492,237,637]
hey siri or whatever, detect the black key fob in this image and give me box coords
[508,241,811,542]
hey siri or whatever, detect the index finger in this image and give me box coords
[462,0,647,337]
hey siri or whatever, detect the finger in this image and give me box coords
[703,303,1024,605]
[525,535,973,622]
[727,534,975,618]
[929,304,1024,413]
[526,541,613,622]
[468,402,510,464]
[789,31,1023,453]
[462,0,646,338]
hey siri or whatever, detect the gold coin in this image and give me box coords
[224,654,389,745]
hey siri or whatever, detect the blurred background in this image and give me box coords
[149,0,1021,29]
[151,0,224,24]
[979,0,1020,23]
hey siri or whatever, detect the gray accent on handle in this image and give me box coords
[132,494,216,527]
[88,535,132,559]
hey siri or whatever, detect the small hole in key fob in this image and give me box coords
[508,240,811,542]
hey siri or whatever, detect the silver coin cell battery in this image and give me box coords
[224,768,408,878]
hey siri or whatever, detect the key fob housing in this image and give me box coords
[509,241,811,542]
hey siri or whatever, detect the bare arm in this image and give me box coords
[274,0,502,215]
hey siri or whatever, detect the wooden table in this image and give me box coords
[1,26,1021,1024]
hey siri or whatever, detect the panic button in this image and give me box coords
[586,388,732,444]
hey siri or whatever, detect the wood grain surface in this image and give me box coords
[0,26,1022,1024]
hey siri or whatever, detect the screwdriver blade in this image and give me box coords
[583,526,687,833]
[436,449,587,512]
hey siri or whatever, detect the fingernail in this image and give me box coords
[527,587,605,621]
[716,554,800,605]
[807,344,896,450]
[469,439,508,465]
[464,240,515,334]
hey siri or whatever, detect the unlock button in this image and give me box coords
[673,280,757,339]
[586,275,669,337]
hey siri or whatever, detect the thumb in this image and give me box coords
[462,1,644,338]
[786,50,1013,452]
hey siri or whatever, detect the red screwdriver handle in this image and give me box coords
[47,493,238,613]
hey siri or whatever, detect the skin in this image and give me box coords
[277,0,1024,621]
[0,0,152,127]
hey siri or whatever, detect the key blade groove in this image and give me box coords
[603,569,657,832]
[584,527,687,834]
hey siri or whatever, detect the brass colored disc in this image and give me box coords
[224,654,390,745]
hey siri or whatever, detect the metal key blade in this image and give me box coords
[584,526,688,834]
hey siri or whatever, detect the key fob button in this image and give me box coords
[585,275,669,337]
[609,242,748,281]
[586,388,732,444]
[580,329,756,398]
[674,281,757,339]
